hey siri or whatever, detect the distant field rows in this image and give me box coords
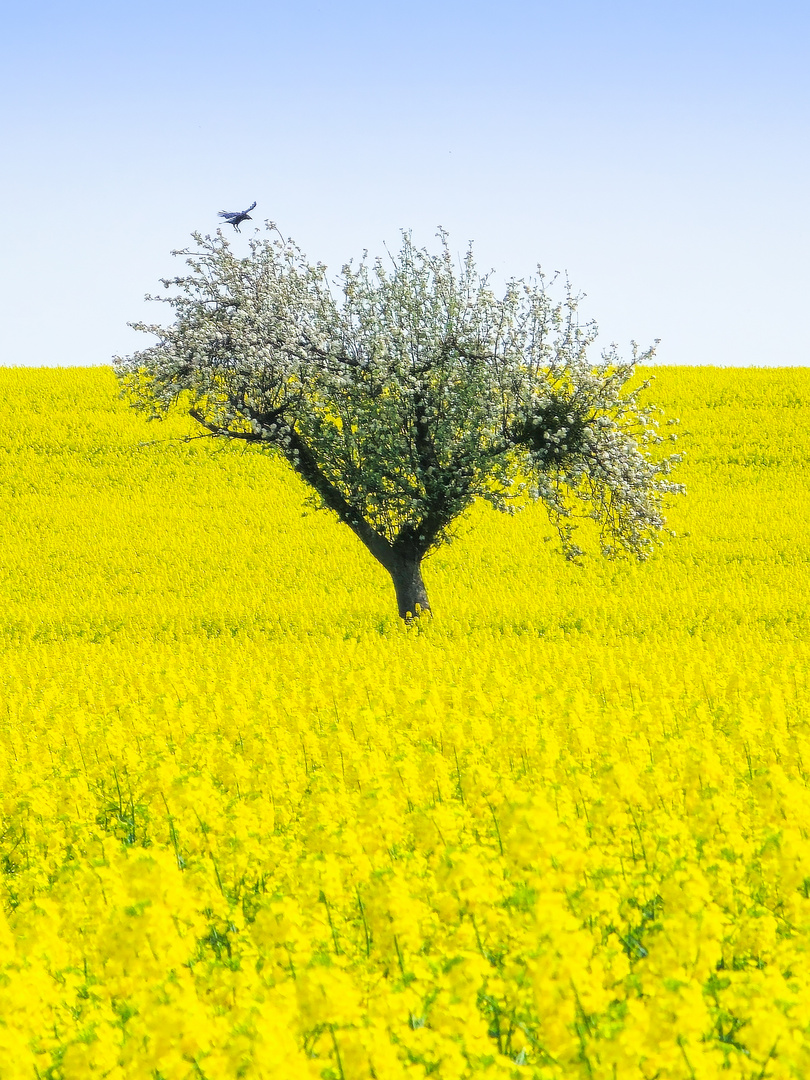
[0,367,809,1079]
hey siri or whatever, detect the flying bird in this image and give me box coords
[218,201,257,232]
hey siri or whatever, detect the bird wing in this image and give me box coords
[244,201,257,213]
[218,210,238,218]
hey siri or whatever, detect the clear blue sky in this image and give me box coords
[2,0,808,367]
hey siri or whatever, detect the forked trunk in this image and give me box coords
[388,553,431,620]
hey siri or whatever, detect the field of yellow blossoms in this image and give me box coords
[0,365,809,1080]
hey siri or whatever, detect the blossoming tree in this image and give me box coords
[116,225,683,618]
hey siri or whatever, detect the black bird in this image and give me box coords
[218,201,257,232]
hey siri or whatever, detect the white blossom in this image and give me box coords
[114,225,684,615]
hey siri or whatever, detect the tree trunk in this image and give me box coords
[387,552,431,620]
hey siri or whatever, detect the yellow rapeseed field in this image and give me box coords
[0,365,809,1080]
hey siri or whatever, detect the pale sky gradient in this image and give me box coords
[2,0,808,367]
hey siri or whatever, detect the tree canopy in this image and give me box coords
[115,225,683,618]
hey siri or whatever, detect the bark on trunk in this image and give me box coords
[388,554,431,620]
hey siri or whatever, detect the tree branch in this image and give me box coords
[283,426,395,568]
[187,408,395,569]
